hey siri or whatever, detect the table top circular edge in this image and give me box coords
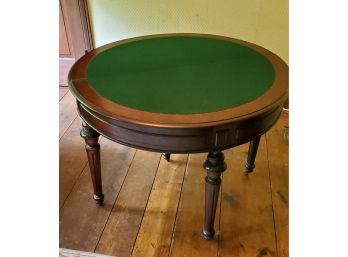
[68,33,288,129]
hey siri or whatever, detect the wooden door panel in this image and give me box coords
[59,1,71,56]
[59,0,92,86]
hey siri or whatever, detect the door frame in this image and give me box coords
[60,0,93,86]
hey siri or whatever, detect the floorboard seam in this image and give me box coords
[60,114,79,140]
[60,161,88,210]
[60,133,106,210]
[265,133,280,257]
[93,149,138,253]
[59,87,69,101]
[129,154,162,257]
[59,115,88,210]
[168,154,190,257]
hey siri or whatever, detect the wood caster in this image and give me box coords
[93,194,104,206]
[163,153,171,161]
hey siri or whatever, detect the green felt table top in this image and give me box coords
[86,36,275,114]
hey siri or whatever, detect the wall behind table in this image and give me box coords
[87,0,288,64]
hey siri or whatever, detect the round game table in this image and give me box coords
[68,33,288,240]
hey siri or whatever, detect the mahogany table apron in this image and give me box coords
[68,33,288,240]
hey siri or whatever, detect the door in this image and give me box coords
[59,0,92,86]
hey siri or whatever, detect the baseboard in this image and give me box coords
[59,248,117,257]
[59,58,75,86]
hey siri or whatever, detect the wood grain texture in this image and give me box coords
[266,112,289,257]
[131,154,188,257]
[59,116,87,208]
[60,87,69,101]
[80,122,103,205]
[59,103,288,256]
[59,138,135,251]
[203,151,226,239]
[67,35,287,255]
[170,153,220,257]
[95,151,161,257]
[59,90,78,138]
[219,138,277,257]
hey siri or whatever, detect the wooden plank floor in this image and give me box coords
[59,86,289,257]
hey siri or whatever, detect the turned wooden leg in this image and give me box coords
[80,122,104,205]
[163,153,171,162]
[202,151,226,240]
[244,135,261,174]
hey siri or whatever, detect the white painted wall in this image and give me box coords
[87,0,288,63]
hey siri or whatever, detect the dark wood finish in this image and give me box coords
[59,136,136,251]
[68,34,288,239]
[76,101,282,154]
[244,135,262,174]
[163,153,171,161]
[60,98,288,255]
[80,122,103,205]
[202,151,227,239]
[69,34,287,154]
[69,34,287,128]
[169,153,220,256]
[59,86,289,252]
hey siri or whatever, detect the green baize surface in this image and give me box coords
[86,36,275,114]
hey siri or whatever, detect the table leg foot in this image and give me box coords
[163,153,171,162]
[80,122,104,206]
[244,135,261,175]
[244,162,255,174]
[203,151,226,240]
[93,194,104,206]
[202,228,215,240]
